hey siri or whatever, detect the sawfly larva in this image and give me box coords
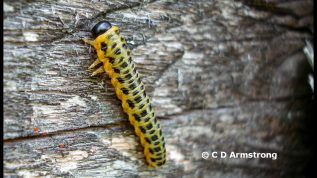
[83,21,166,168]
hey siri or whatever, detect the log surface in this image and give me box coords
[4,0,314,177]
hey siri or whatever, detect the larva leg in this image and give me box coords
[88,58,102,69]
[82,38,94,46]
[88,57,115,77]
[91,66,104,76]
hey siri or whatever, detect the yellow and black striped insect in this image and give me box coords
[83,21,166,168]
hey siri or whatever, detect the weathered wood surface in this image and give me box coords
[3,0,314,177]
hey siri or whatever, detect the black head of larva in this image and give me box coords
[91,21,112,38]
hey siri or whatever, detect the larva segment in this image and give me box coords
[83,21,166,168]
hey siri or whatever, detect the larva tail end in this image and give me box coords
[145,156,165,168]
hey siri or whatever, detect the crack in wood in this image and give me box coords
[3,121,130,143]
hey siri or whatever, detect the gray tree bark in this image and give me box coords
[4,0,314,177]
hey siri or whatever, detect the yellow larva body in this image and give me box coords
[84,22,166,167]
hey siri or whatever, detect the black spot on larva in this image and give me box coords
[162,160,166,164]
[129,83,137,90]
[128,77,135,85]
[108,34,114,40]
[125,73,132,80]
[159,129,162,136]
[154,141,160,146]
[139,126,146,133]
[128,57,132,63]
[151,135,158,141]
[137,77,142,84]
[147,98,150,103]
[162,141,165,147]
[132,66,137,74]
[132,90,139,96]
[114,48,121,55]
[154,147,161,152]
[155,157,163,161]
[146,123,153,130]
[114,68,120,73]
[120,37,125,42]
[134,95,142,103]
[120,62,128,68]
[111,42,117,49]
[127,50,131,56]
[140,85,144,90]
[148,111,153,118]
[127,99,134,109]
[117,77,124,83]
[157,162,163,166]
[144,117,150,122]
[101,42,107,51]
[149,129,155,135]
[149,104,152,111]
[138,103,145,109]
[133,114,140,121]
[109,57,115,64]
[153,118,157,124]
[141,110,147,117]
[156,123,161,129]
[149,148,154,154]
[118,56,124,64]
[145,137,151,144]
[123,69,129,75]
[115,29,119,34]
[122,43,127,49]
[151,158,156,162]
[121,87,129,95]
[127,78,134,85]
[162,148,166,153]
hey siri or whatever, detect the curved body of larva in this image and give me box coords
[84,23,166,168]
